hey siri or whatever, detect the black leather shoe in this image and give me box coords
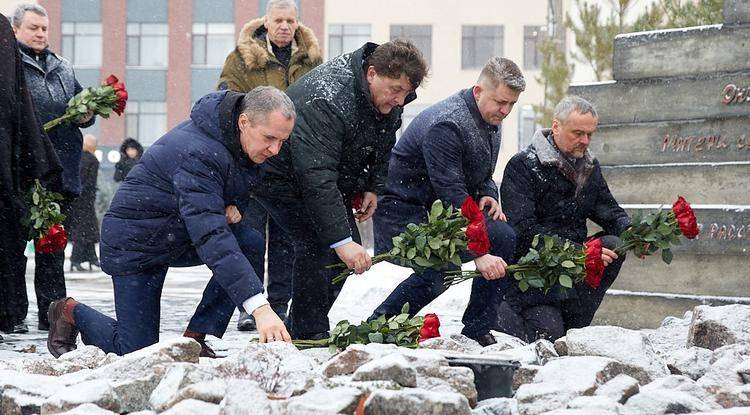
[10,323,29,334]
[237,311,256,331]
[38,320,50,331]
[70,262,86,272]
[47,298,79,358]
[471,333,497,347]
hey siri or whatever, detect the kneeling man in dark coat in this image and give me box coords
[498,96,631,342]
[46,87,295,357]
[370,57,525,346]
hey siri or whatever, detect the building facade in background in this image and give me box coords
[3,0,566,179]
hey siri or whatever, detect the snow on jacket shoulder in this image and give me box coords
[100,90,263,307]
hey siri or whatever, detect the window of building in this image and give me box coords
[61,22,102,67]
[127,23,168,67]
[524,26,543,70]
[461,25,503,69]
[518,104,538,150]
[390,25,432,65]
[125,102,167,146]
[327,24,370,60]
[192,23,235,66]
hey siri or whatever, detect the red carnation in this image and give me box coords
[419,313,441,342]
[584,238,605,289]
[35,224,68,254]
[672,195,699,239]
[461,197,491,256]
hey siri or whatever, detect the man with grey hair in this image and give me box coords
[11,3,95,333]
[46,87,296,358]
[497,95,630,342]
[369,57,526,346]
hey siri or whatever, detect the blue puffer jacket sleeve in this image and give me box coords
[172,153,263,307]
[422,123,472,209]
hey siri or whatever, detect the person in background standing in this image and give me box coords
[12,3,95,332]
[113,137,143,183]
[67,134,100,272]
[217,0,322,331]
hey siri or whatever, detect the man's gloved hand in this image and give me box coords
[474,253,507,280]
[252,304,291,343]
[334,241,372,274]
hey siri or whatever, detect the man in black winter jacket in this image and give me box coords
[498,96,631,342]
[253,40,428,339]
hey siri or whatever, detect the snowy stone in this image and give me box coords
[735,358,750,384]
[472,397,517,415]
[533,339,558,365]
[489,331,528,351]
[364,389,471,415]
[698,347,750,408]
[420,337,476,353]
[515,382,580,415]
[645,313,692,359]
[161,398,219,415]
[321,343,397,377]
[218,379,277,415]
[512,365,540,391]
[352,354,417,387]
[543,408,620,415]
[623,388,715,414]
[55,403,117,414]
[533,356,645,395]
[149,363,221,411]
[642,374,721,409]
[397,348,449,377]
[284,386,363,414]
[481,343,538,365]
[687,304,750,350]
[594,374,639,404]
[566,395,622,410]
[41,379,121,414]
[417,365,477,407]
[216,341,318,397]
[58,346,116,369]
[0,370,66,414]
[110,373,161,413]
[15,358,87,376]
[554,337,568,356]
[156,379,226,412]
[299,348,335,365]
[0,388,47,415]
[449,334,485,353]
[665,346,712,380]
[564,326,668,382]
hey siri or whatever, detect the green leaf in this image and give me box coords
[527,278,545,288]
[406,247,417,259]
[661,249,673,264]
[428,237,441,250]
[394,314,408,324]
[414,256,430,267]
[450,253,462,267]
[561,260,575,268]
[430,200,444,221]
[519,280,530,292]
[32,192,39,205]
[401,303,410,314]
[416,235,427,251]
[388,321,399,330]
[559,274,573,288]
[368,332,384,343]
[424,246,431,259]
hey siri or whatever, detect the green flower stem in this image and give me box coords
[43,112,79,131]
[443,264,539,287]
[330,253,393,285]
[292,339,330,350]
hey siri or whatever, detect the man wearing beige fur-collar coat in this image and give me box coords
[213,0,322,335]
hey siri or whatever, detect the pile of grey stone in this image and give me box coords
[1,303,750,414]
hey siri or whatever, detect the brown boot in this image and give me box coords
[183,329,217,358]
[47,298,80,358]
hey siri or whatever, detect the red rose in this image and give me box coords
[584,238,605,289]
[104,74,119,86]
[461,197,491,255]
[419,313,441,342]
[672,195,699,239]
[35,224,68,254]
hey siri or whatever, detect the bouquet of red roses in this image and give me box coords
[329,197,490,285]
[614,195,699,263]
[22,180,68,254]
[43,74,128,131]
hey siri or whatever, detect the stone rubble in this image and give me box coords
[0,304,749,414]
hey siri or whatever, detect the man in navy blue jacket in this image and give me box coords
[370,58,525,346]
[46,87,295,357]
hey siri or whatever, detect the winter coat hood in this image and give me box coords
[189,90,248,165]
[118,137,144,158]
[531,128,595,196]
[236,18,321,71]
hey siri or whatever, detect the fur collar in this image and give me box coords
[236,17,321,70]
[531,128,595,195]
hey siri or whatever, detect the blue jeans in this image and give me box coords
[75,226,265,355]
[372,204,517,338]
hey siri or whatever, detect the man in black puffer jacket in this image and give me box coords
[254,40,428,339]
[498,96,631,342]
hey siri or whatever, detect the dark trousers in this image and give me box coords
[372,212,517,338]
[70,242,98,265]
[0,205,29,332]
[240,197,293,315]
[76,226,264,355]
[254,192,360,338]
[494,235,626,341]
